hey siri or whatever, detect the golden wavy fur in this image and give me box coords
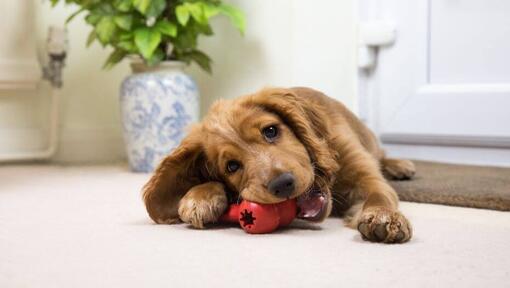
[143,87,415,243]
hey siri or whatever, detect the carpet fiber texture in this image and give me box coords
[1,165,509,288]
[391,160,510,211]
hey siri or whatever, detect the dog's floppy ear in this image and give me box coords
[247,88,339,188]
[142,125,210,224]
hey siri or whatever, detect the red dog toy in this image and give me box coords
[219,199,297,234]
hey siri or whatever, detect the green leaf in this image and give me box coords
[96,16,117,45]
[155,20,177,37]
[85,13,102,25]
[173,29,197,49]
[133,0,166,17]
[65,8,85,24]
[114,15,133,30]
[86,30,96,47]
[146,0,166,18]
[134,27,162,59]
[196,23,213,36]
[50,0,60,7]
[187,3,207,25]
[146,48,165,66]
[219,4,246,35]
[103,49,126,69]
[119,31,134,41]
[202,3,220,19]
[117,40,137,52]
[189,50,212,73]
[175,5,190,26]
[97,2,115,14]
[133,0,150,15]
[114,0,132,12]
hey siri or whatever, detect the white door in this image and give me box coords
[359,0,510,166]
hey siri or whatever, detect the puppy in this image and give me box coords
[143,87,415,243]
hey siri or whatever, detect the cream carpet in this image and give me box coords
[1,165,509,288]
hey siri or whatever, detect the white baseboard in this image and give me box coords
[0,126,126,163]
[381,133,510,148]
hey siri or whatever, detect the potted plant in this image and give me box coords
[51,0,245,172]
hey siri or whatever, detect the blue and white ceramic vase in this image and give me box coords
[120,61,199,172]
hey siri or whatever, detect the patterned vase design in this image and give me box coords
[120,61,199,172]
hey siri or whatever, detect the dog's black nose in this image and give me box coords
[268,172,295,198]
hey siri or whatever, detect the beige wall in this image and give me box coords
[0,0,357,163]
[193,0,358,113]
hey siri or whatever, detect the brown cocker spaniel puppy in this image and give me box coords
[143,87,415,243]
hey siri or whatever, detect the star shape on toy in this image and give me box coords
[240,209,256,227]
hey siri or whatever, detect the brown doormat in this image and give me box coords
[390,160,510,211]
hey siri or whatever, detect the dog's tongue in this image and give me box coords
[296,191,327,221]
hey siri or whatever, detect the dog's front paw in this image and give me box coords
[178,183,228,229]
[357,206,412,243]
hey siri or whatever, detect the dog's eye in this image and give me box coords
[226,160,241,173]
[262,125,278,142]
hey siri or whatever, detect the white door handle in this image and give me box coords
[358,21,396,69]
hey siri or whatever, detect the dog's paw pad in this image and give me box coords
[373,223,388,241]
[357,207,412,243]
